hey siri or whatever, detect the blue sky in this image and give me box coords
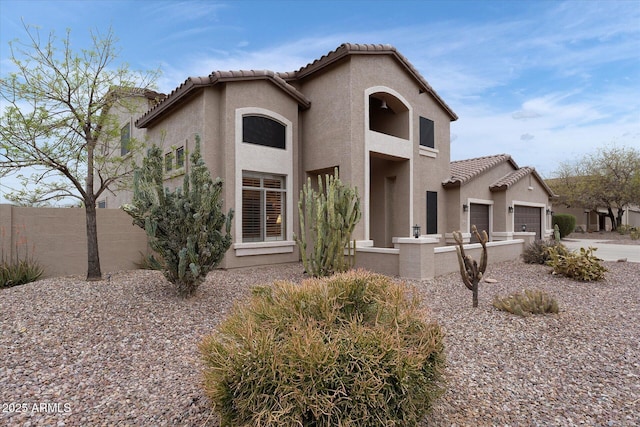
[1,0,639,202]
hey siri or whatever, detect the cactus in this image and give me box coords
[123,136,233,297]
[452,225,488,308]
[295,168,361,277]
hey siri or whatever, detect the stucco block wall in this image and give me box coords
[0,204,148,278]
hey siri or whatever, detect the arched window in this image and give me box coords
[242,115,286,149]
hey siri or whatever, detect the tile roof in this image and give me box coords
[136,70,311,128]
[279,43,457,121]
[442,154,515,187]
[443,154,556,197]
[136,43,457,128]
[490,167,534,191]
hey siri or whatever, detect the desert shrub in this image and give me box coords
[552,214,576,238]
[1,227,43,288]
[616,224,632,235]
[200,270,446,426]
[493,289,559,317]
[617,225,640,240]
[522,239,569,264]
[546,246,607,281]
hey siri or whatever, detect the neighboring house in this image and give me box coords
[95,88,166,208]
[550,205,640,232]
[442,154,556,242]
[545,176,640,232]
[98,43,552,271]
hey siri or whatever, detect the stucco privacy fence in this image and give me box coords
[0,204,148,278]
[1,203,535,280]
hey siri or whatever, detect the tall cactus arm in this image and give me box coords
[455,246,474,291]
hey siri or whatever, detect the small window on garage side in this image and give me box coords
[419,117,435,149]
[242,115,286,149]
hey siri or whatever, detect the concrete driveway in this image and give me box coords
[562,239,640,263]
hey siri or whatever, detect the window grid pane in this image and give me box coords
[242,189,262,242]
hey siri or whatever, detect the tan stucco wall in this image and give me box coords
[0,204,148,278]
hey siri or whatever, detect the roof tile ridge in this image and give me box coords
[136,75,209,126]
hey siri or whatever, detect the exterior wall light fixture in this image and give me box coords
[508,206,514,214]
[412,224,421,238]
[463,204,468,212]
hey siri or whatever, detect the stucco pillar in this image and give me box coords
[394,236,439,280]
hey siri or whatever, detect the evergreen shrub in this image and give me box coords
[199,270,446,426]
[552,214,576,238]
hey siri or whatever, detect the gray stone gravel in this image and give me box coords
[1,260,638,426]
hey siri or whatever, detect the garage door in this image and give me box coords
[470,203,490,243]
[515,206,542,240]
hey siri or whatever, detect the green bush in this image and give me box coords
[552,214,576,238]
[546,246,607,281]
[200,270,446,426]
[493,289,559,317]
[521,239,569,265]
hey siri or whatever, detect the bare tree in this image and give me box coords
[0,23,159,280]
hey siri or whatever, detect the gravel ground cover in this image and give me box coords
[1,259,639,426]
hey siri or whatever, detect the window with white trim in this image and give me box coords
[242,173,286,242]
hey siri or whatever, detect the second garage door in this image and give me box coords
[515,206,542,240]
[470,203,490,243]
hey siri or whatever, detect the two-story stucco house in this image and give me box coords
[99,43,555,274]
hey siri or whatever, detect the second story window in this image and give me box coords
[242,115,286,149]
[120,123,131,155]
[419,117,435,149]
